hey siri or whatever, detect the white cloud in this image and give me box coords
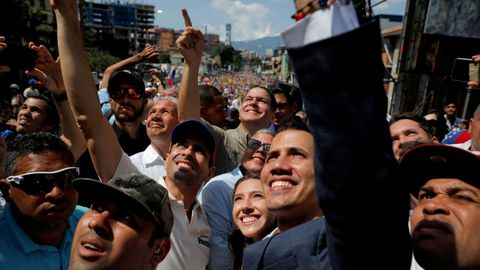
[211,0,272,41]
[204,23,217,34]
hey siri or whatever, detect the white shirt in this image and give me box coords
[113,145,166,182]
[130,144,166,180]
[113,149,211,270]
[156,177,211,270]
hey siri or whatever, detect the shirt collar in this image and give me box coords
[143,144,165,165]
[4,203,75,254]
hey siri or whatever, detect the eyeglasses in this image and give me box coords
[247,138,271,152]
[111,88,143,100]
[7,167,80,195]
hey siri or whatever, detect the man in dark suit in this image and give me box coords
[243,1,412,269]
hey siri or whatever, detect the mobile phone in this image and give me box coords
[0,42,37,71]
[451,57,479,83]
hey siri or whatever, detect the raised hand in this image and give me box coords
[176,8,204,66]
[27,42,65,95]
[138,44,159,61]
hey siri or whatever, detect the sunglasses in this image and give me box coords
[111,88,143,100]
[7,167,80,195]
[247,138,271,152]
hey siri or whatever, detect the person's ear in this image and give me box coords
[149,238,171,267]
[410,194,418,210]
[431,136,439,143]
[199,106,207,118]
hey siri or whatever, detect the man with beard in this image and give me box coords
[199,128,275,269]
[389,112,438,161]
[0,133,86,269]
[107,70,150,155]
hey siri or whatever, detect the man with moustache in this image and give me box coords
[106,70,150,156]
[177,12,276,175]
[0,133,86,269]
[389,113,439,161]
[199,128,275,269]
[401,144,480,270]
[69,174,173,270]
[260,126,323,234]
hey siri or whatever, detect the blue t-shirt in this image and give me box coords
[0,204,87,270]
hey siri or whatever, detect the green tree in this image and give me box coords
[86,50,121,73]
[211,45,242,69]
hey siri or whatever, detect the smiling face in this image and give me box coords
[261,130,317,220]
[70,199,169,270]
[8,151,77,228]
[165,137,214,187]
[16,98,53,133]
[233,178,275,241]
[146,99,178,140]
[239,87,272,128]
[411,178,480,269]
[241,132,273,175]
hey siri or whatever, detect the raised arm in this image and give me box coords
[27,43,86,162]
[99,44,159,89]
[177,9,204,122]
[284,10,411,269]
[52,0,122,181]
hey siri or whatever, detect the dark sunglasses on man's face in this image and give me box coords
[247,138,271,152]
[111,88,143,100]
[7,167,80,195]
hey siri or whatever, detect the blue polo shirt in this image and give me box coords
[0,204,87,270]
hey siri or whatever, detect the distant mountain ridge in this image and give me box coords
[232,36,284,55]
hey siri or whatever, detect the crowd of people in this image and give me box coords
[1,0,480,269]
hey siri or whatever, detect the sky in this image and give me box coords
[136,0,407,41]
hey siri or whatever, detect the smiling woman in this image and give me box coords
[230,174,276,270]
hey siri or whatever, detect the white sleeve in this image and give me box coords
[111,151,141,179]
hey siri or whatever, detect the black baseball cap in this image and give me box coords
[171,120,216,163]
[107,70,145,97]
[73,174,173,237]
[400,144,480,197]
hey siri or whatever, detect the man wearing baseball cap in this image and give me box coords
[105,70,150,156]
[69,173,173,270]
[401,144,480,270]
